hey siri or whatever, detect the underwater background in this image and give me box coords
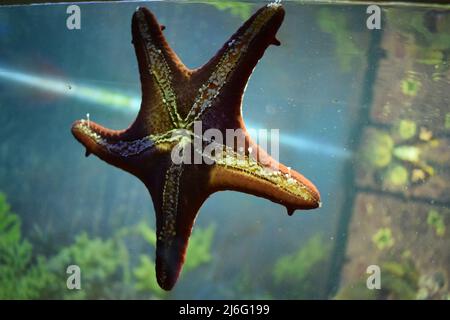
[0,0,449,299]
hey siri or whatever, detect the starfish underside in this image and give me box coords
[72,3,320,290]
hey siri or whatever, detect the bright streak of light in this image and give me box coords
[281,133,352,159]
[247,123,352,160]
[0,65,351,159]
[0,65,140,112]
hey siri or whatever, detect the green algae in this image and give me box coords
[427,210,446,237]
[372,227,395,250]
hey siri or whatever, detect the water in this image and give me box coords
[0,1,449,299]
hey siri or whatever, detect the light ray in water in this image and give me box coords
[247,123,352,159]
[0,65,350,159]
[0,65,140,112]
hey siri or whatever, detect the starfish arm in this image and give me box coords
[71,119,159,174]
[131,7,189,130]
[146,164,210,290]
[141,160,212,290]
[207,139,321,214]
[184,3,285,125]
[210,163,320,214]
[132,7,189,81]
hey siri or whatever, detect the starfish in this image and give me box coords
[71,3,320,290]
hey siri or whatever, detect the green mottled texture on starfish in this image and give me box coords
[72,3,320,290]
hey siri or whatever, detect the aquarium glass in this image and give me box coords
[0,0,449,300]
